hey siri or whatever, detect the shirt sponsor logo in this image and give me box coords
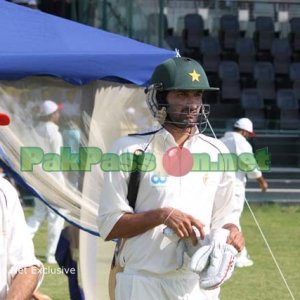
[150,174,167,186]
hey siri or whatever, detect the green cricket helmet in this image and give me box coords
[149,56,219,91]
[146,57,218,129]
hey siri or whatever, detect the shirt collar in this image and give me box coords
[157,126,200,147]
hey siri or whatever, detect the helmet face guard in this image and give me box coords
[146,84,210,132]
[146,57,218,131]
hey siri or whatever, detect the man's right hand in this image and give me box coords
[162,207,205,245]
[257,176,268,192]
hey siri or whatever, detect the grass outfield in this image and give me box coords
[221,204,300,300]
[24,208,69,299]
[26,203,300,300]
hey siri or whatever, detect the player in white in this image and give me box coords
[98,57,245,300]
[27,100,65,264]
[220,117,268,267]
[0,112,44,299]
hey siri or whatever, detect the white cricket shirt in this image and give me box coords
[0,178,43,298]
[98,128,239,275]
[220,131,262,185]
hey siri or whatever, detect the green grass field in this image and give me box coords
[26,203,300,300]
[221,204,300,300]
[24,207,69,300]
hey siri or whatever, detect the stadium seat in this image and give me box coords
[254,16,276,60]
[241,88,264,109]
[183,14,205,50]
[241,88,266,128]
[147,13,170,45]
[218,61,241,103]
[254,62,276,103]
[271,38,292,76]
[289,17,300,54]
[235,38,256,86]
[289,62,300,100]
[276,89,300,129]
[219,14,241,51]
[165,35,185,54]
[200,36,221,74]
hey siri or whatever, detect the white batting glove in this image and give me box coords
[163,226,210,269]
[199,243,237,289]
[191,228,238,290]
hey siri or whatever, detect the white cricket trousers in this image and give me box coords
[27,198,64,260]
[115,270,220,300]
[234,182,246,228]
[234,182,251,257]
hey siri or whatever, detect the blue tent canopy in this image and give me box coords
[0,1,175,86]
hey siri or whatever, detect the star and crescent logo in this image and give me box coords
[188,69,201,82]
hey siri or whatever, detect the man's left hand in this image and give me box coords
[223,224,244,252]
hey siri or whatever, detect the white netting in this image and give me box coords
[0,76,155,235]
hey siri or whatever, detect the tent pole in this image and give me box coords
[128,0,133,38]
[102,0,107,30]
[158,0,164,47]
